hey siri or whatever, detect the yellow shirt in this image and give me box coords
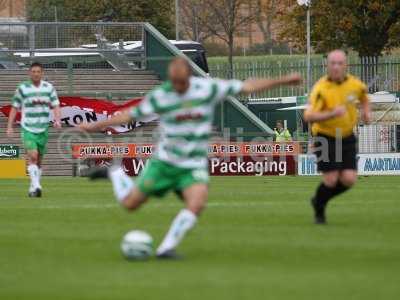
[309,74,368,138]
[274,129,292,142]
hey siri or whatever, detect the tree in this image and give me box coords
[0,0,9,11]
[198,0,255,78]
[279,0,400,90]
[180,0,214,42]
[253,0,279,51]
[26,0,174,37]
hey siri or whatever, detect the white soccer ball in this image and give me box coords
[120,230,154,260]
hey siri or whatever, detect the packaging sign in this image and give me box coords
[92,156,296,177]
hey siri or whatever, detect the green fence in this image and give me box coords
[209,55,400,99]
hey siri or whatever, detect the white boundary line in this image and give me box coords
[1,199,385,210]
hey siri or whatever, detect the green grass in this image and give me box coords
[0,176,399,300]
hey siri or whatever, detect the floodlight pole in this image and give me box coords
[306,4,311,94]
[175,0,180,41]
[54,6,59,48]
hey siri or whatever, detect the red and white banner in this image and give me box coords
[0,96,157,134]
[72,142,299,159]
[72,143,154,159]
[77,142,299,176]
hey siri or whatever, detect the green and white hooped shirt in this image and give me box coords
[130,76,243,169]
[12,80,60,134]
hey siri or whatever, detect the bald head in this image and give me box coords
[327,49,346,61]
[327,50,347,82]
[168,57,192,94]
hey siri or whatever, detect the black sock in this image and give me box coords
[331,181,350,197]
[314,183,336,207]
[314,182,350,208]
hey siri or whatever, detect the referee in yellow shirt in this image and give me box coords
[304,50,371,224]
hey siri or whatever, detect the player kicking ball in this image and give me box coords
[304,50,371,224]
[79,57,301,259]
[7,62,61,197]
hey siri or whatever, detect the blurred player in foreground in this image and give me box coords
[80,57,301,258]
[304,50,371,224]
[7,62,61,197]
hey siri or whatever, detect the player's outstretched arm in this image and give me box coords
[78,109,133,132]
[241,73,302,94]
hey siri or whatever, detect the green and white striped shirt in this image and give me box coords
[12,80,60,133]
[131,76,243,169]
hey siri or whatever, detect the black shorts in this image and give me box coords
[313,134,357,172]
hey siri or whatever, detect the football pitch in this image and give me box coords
[0,176,399,300]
